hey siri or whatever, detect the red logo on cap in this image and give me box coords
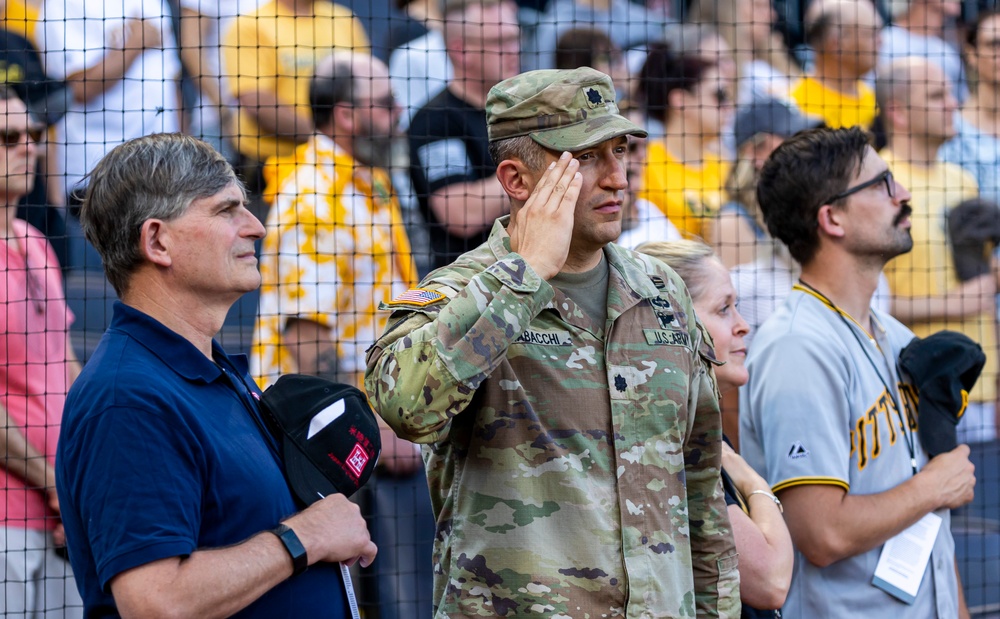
[346,443,369,477]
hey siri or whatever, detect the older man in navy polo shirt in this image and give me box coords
[56,133,377,618]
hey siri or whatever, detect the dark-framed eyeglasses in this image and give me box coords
[825,169,895,204]
[0,127,44,147]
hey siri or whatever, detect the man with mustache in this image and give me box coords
[250,51,435,617]
[251,51,414,391]
[366,67,740,617]
[878,57,999,448]
[742,126,975,618]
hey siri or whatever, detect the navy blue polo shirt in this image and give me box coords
[57,302,348,618]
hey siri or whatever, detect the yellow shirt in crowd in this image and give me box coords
[791,76,877,130]
[251,134,416,389]
[222,0,369,164]
[2,0,39,44]
[881,150,997,404]
[640,140,729,240]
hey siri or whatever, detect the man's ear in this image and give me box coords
[496,159,538,202]
[139,219,173,268]
[882,99,907,134]
[817,203,847,239]
[964,44,980,78]
[332,103,353,135]
[668,88,686,113]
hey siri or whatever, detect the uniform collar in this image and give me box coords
[485,217,663,326]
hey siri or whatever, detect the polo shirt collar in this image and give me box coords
[108,301,247,383]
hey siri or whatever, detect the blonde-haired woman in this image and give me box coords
[637,240,793,618]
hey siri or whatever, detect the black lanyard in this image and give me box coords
[795,280,919,476]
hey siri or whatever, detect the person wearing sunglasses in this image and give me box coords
[250,52,433,618]
[743,126,975,618]
[0,84,85,617]
[637,41,735,240]
[878,58,999,448]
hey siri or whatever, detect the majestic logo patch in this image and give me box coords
[346,443,370,477]
[787,442,809,460]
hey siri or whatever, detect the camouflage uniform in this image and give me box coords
[365,68,740,618]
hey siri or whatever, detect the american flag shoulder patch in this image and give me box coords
[383,288,447,308]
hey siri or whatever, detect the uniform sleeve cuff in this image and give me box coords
[483,253,546,294]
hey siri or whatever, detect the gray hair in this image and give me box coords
[488,134,546,171]
[81,133,244,296]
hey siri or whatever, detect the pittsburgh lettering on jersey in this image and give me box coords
[513,329,572,346]
[850,384,918,471]
[643,329,691,347]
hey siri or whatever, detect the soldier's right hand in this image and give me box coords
[508,151,581,281]
[285,494,378,567]
[923,444,976,510]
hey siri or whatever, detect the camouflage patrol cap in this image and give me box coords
[486,67,647,152]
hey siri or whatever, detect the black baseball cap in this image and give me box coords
[734,98,824,150]
[260,374,382,505]
[899,331,986,458]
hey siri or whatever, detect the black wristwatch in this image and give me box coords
[270,524,308,577]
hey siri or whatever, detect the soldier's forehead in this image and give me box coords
[568,135,628,154]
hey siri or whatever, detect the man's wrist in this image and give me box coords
[747,490,783,512]
[270,524,308,577]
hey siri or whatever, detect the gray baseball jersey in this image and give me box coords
[740,286,959,618]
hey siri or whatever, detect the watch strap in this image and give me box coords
[270,523,308,577]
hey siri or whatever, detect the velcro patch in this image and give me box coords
[513,329,572,346]
[383,288,446,308]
